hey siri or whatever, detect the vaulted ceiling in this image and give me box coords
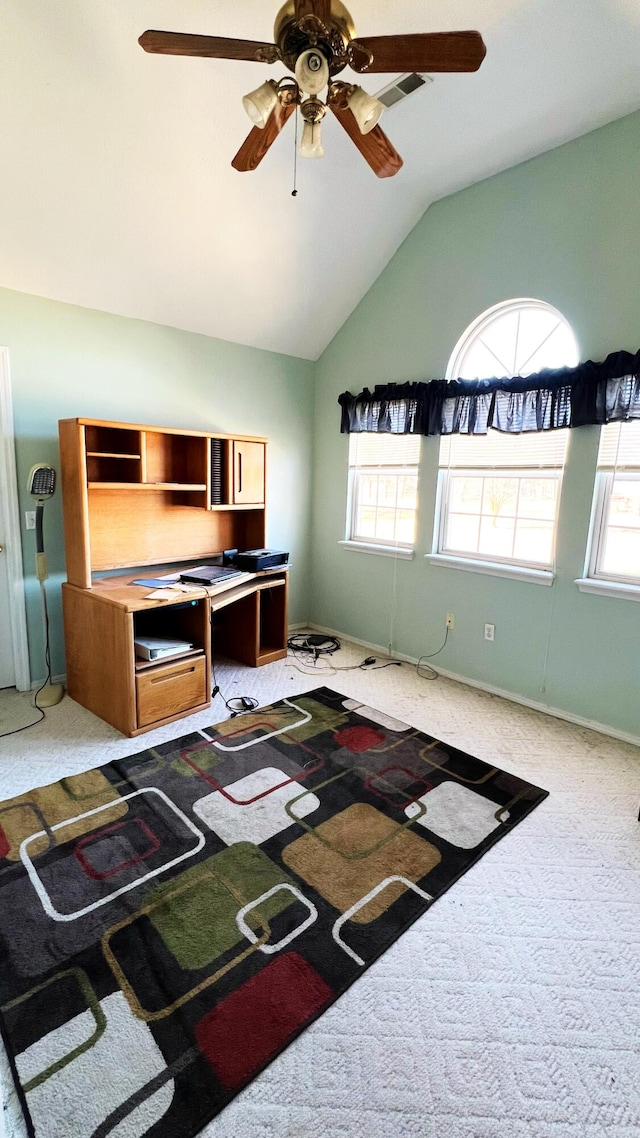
[2,1,640,360]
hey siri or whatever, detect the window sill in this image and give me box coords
[425,553,554,585]
[574,577,640,602]
[339,541,415,560]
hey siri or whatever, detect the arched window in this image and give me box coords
[435,299,579,577]
[447,298,579,382]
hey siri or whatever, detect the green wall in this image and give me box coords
[1,289,314,682]
[310,109,640,740]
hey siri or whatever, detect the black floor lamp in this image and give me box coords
[28,463,65,707]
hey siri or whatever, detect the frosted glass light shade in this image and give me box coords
[242,81,278,128]
[295,49,330,95]
[347,85,384,134]
[300,121,324,159]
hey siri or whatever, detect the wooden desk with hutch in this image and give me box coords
[59,418,288,737]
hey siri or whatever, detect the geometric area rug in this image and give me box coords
[0,687,548,1138]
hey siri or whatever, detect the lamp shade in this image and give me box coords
[300,121,324,159]
[242,81,278,129]
[347,85,384,134]
[295,49,330,96]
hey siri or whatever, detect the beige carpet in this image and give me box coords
[1,639,639,1138]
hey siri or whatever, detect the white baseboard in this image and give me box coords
[307,621,640,750]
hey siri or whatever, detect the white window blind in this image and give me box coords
[440,429,569,470]
[350,433,421,467]
[597,420,640,469]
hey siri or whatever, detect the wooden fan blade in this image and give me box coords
[139,30,278,62]
[232,101,296,172]
[294,1,331,25]
[330,104,403,178]
[350,31,486,73]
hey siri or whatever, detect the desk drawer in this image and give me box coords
[136,655,207,728]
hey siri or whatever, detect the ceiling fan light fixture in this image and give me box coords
[242,80,279,128]
[300,121,324,159]
[347,84,384,134]
[140,5,486,178]
[294,48,330,95]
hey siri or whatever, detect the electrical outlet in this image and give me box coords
[445,613,455,630]
[484,623,495,641]
[25,510,36,530]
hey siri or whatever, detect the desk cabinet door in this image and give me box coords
[232,441,265,505]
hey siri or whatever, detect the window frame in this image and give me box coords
[437,464,562,572]
[349,464,417,550]
[344,434,420,554]
[587,466,640,588]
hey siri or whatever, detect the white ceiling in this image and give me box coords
[2,1,640,360]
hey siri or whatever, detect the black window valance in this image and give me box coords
[338,349,640,435]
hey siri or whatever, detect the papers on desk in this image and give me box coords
[134,567,207,600]
[143,584,204,600]
[132,578,174,588]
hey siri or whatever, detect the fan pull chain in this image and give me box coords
[292,104,299,196]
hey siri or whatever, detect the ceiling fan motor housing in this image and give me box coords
[274,0,355,75]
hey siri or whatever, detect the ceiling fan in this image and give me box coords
[139,1,486,178]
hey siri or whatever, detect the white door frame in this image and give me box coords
[0,347,30,690]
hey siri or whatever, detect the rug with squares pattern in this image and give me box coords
[0,687,548,1138]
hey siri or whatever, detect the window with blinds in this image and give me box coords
[437,429,570,569]
[436,297,578,572]
[588,420,640,584]
[348,433,420,548]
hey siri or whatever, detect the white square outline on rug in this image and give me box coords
[19,788,205,923]
[209,699,311,752]
[236,882,318,954]
[332,876,435,966]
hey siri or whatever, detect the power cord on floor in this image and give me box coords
[416,627,449,681]
[287,633,342,662]
[209,629,259,717]
[0,583,56,739]
[0,697,45,740]
[287,647,403,678]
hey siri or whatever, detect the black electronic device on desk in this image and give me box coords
[233,549,289,571]
[179,565,243,585]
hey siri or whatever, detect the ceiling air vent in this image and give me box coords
[374,72,433,109]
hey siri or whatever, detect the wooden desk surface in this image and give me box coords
[76,567,288,613]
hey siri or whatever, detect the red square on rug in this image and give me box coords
[195,952,333,1089]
